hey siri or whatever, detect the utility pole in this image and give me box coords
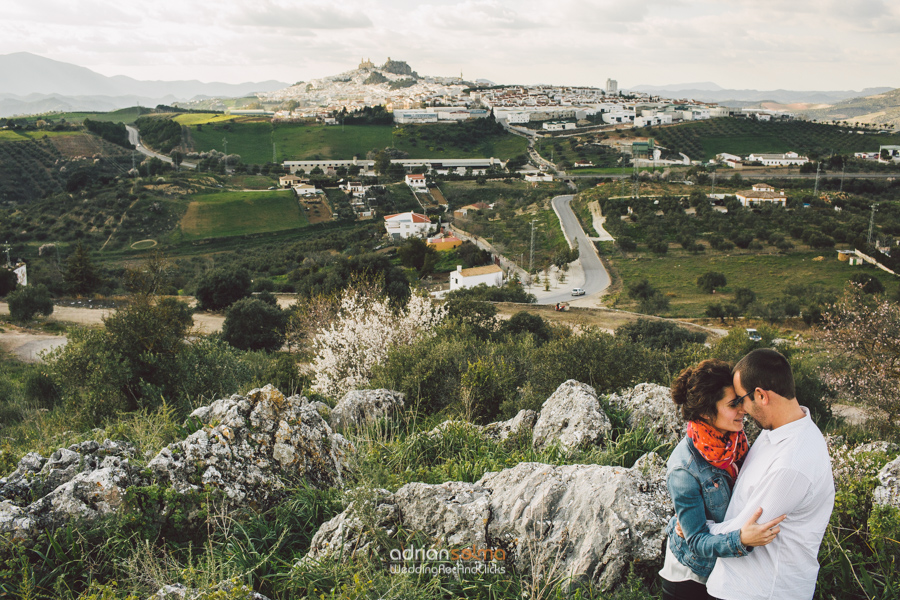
[529,219,537,284]
[868,204,879,246]
[273,143,277,164]
[2,241,11,268]
[840,164,845,192]
[814,162,821,196]
[223,137,228,156]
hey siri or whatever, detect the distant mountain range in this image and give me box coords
[629,82,894,106]
[0,52,289,117]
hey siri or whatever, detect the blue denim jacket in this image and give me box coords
[665,436,751,577]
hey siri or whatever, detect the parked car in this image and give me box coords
[571,288,585,296]
[746,328,762,342]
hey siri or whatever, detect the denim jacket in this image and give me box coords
[665,436,752,577]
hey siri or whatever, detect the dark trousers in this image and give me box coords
[661,577,718,600]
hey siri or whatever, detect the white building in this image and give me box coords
[384,212,435,240]
[735,183,788,207]
[449,264,504,291]
[606,79,618,95]
[405,173,428,190]
[747,152,809,167]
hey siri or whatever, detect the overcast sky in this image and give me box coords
[2,0,899,90]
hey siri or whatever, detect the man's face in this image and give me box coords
[734,371,769,430]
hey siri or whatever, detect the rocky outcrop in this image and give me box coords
[330,389,405,431]
[483,409,538,443]
[303,453,671,590]
[149,385,351,503]
[607,383,682,443]
[532,380,611,451]
[2,385,352,541]
[0,440,141,540]
[873,455,900,509]
[152,581,270,600]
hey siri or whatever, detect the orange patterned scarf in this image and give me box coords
[687,420,749,480]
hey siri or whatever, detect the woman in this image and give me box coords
[659,359,785,600]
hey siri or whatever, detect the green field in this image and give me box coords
[651,118,900,161]
[188,122,528,164]
[0,130,80,141]
[178,190,308,239]
[607,250,897,317]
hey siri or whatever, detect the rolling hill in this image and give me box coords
[799,88,900,127]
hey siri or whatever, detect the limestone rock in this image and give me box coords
[330,389,405,431]
[0,440,140,540]
[532,380,611,451]
[607,383,682,443]
[303,455,672,590]
[873,455,900,509]
[148,385,351,506]
[151,581,270,600]
[483,409,538,443]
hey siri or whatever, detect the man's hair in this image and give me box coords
[733,348,795,399]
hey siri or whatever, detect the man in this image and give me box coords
[705,348,834,600]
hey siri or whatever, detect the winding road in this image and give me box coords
[126,125,196,170]
[536,195,612,305]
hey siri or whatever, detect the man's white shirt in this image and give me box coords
[706,407,834,600]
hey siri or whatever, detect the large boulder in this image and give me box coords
[303,454,671,590]
[483,409,538,443]
[607,383,682,443]
[532,380,611,451]
[330,389,405,431]
[148,385,352,504]
[0,440,140,540]
[873,455,900,509]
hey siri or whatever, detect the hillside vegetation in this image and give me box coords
[802,87,900,127]
[649,118,900,160]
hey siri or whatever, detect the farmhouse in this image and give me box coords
[279,174,305,188]
[735,183,788,207]
[453,202,489,218]
[405,173,428,190]
[427,233,463,251]
[746,152,809,167]
[449,264,504,291]
[292,183,323,197]
[384,212,435,240]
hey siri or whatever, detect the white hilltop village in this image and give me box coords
[249,58,797,129]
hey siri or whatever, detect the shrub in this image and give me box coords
[850,272,885,295]
[7,284,53,322]
[195,267,252,311]
[616,318,706,350]
[221,297,288,352]
[499,311,553,345]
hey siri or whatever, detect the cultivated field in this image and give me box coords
[188,122,528,163]
[179,190,308,239]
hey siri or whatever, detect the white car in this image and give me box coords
[746,328,762,342]
[571,288,585,296]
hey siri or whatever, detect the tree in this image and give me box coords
[733,287,756,312]
[822,287,900,431]
[222,297,288,352]
[7,284,54,322]
[195,267,252,311]
[397,236,438,278]
[627,279,670,314]
[697,271,727,293]
[499,311,552,345]
[63,242,102,296]
[0,269,17,297]
[706,303,726,323]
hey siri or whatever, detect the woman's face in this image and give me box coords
[709,386,746,433]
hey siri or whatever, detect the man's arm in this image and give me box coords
[709,468,810,536]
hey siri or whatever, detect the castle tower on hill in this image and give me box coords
[359,57,375,70]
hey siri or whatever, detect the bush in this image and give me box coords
[499,311,553,345]
[850,272,885,295]
[616,318,706,350]
[7,284,53,322]
[195,267,252,311]
[221,297,288,352]
[0,269,16,297]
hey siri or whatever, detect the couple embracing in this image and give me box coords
[660,349,835,600]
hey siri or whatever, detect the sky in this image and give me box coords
[2,0,899,91]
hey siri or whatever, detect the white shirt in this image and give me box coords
[659,541,708,584]
[707,407,835,600]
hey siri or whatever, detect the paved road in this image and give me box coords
[535,195,611,305]
[126,125,196,170]
[565,171,899,180]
